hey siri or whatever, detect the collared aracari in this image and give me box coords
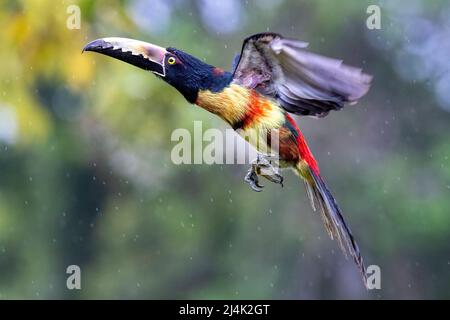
[83,33,372,284]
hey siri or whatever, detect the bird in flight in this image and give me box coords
[83,33,372,284]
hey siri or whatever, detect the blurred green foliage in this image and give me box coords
[0,0,449,299]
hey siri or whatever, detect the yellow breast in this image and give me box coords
[196,84,286,155]
[196,84,249,125]
[196,84,285,130]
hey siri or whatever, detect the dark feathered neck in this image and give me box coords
[200,68,233,92]
[166,48,233,103]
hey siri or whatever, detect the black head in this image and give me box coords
[83,37,232,103]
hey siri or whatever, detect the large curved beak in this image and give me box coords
[83,37,167,77]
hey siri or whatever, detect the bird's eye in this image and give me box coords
[167,57,176,65]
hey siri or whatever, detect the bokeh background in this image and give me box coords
[1,0,449,299]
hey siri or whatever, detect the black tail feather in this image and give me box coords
[303,167,367,285]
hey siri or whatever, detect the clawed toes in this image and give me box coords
[258,165,284,188]
[244,170,264,192]
[250,181,264,192]
[262,173,284,187]
[244,155,284,191]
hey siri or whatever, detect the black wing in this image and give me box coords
[232,33,372,117]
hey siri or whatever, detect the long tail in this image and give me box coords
[296,161,367,285]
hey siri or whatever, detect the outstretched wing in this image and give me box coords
[232,33,372,117]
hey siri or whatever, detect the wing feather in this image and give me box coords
[232,33,372,117]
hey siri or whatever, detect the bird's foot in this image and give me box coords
[244,154,284,192]
[244,167,264,192]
